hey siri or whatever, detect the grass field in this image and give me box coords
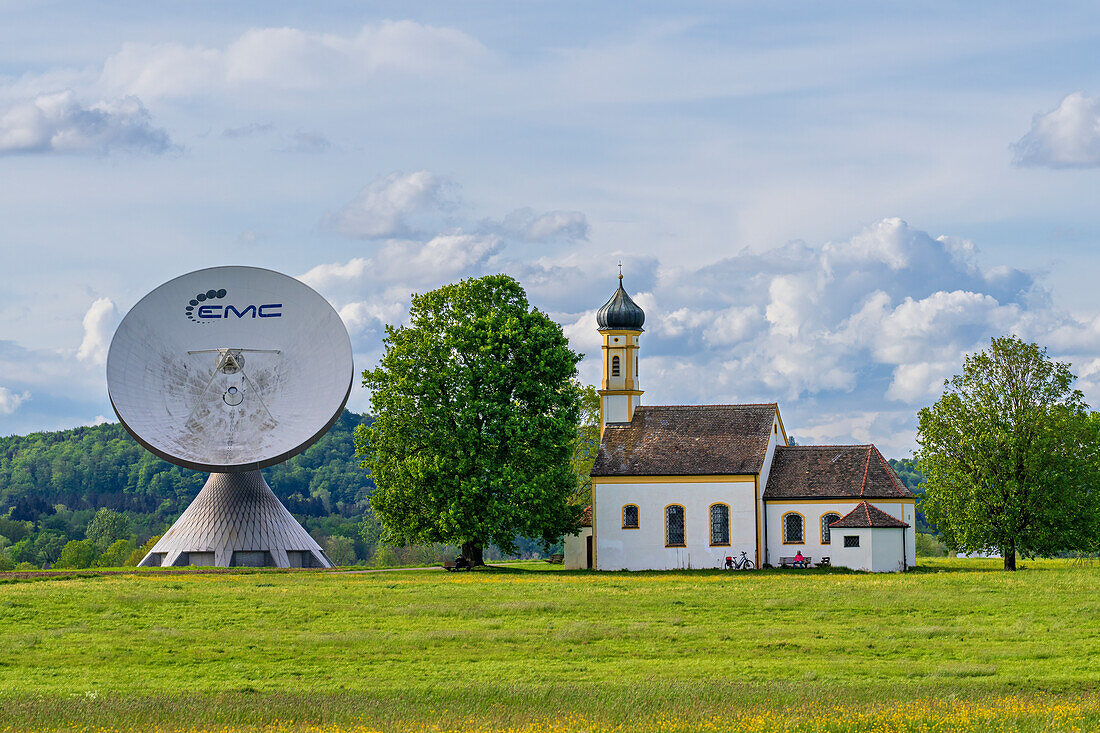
[2,558,1099,732]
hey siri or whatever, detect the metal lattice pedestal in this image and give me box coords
[139,470,332,568]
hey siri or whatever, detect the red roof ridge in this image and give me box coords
[829,500,910,529]
[859,445,872,496]
[776,444,873,449]
[873,445,907,496]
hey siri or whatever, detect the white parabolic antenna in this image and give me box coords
[107,266,353,568]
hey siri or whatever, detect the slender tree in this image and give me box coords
[917,336,1100,569]
[356,274,583,565]
[85,508,131,550]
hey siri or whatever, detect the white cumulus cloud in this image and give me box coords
[497,208,589,242]
[1013,92,1100,168]
[0,387,30,416]
[0,91,172,155]
[76,298,120,365]
[327,171,455,239]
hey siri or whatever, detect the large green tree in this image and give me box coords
[917,336,1100,570]
[356,274,583,565]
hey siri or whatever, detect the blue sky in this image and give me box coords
[3,1,1100,455]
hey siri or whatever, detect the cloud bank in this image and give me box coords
[301,172,1100,455]
[99,22,489,99]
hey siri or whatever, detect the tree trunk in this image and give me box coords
[461,541,485,566]
[1003,540,1016,571]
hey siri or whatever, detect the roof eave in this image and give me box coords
[761,494,914,501]
[592,472,761,478]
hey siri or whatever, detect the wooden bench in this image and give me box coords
[442,561,457,571]
[545,553,564,564]
[779,556,812,568]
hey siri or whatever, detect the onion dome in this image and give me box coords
[597,271,645,330]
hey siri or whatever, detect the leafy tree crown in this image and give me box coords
[356,274,583,555]
[916,335,1100,564]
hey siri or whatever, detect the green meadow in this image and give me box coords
[1,559,1098,732]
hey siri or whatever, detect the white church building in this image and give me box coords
[568,274,915,573]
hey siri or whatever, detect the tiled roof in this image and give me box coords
[829,500,910,529]
[580,505,592,527]
[591,404,777,476]
[763,444,913,500]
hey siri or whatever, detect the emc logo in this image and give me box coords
[185,288,283,323]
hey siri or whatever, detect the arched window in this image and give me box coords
[611,355,621,377]
[820,513,841,544]
[709,503,730,546]
[622,504,639,529]
[665,504,686,547]
[782,512,804,544]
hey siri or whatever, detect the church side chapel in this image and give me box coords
[568,273,915,573]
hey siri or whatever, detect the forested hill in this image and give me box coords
[0,417,929,568]
[888,458,932,533]
[0,410,374,532]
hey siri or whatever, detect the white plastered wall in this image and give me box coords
[830,527,907,572]
[829,528,871,570]
[756,412,782,566]
[563,527,592,569]
[594,478,756,571]
[900,502,916,567]
[764,500,915,570]
[870,528,907,572]
[603,395,630,424]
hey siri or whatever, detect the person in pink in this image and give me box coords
[794,550,805,567]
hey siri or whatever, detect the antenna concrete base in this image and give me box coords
[139,471,333,569]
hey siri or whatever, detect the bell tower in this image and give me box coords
[596,266,645,433]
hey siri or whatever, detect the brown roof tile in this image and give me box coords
[763,445,913,500]
[829,500,910,528]
[591,404,778,476]
[580,505,592,527]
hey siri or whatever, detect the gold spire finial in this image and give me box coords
[618,260,623,282]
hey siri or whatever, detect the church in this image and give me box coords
[565,274,916,573]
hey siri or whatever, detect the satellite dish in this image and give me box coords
[106,266,354,568]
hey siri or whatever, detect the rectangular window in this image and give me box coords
[844,535,860,548]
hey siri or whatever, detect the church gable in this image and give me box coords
[763,445,913,500]
[591,404,777,477]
